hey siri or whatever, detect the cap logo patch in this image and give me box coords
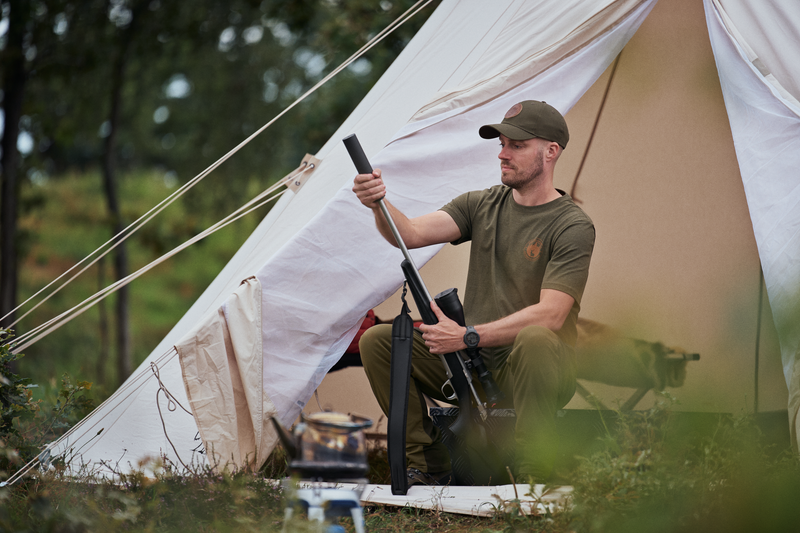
[505,103,523,119]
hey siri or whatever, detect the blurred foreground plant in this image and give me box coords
[569,393,800,533]
[4,340,799,533]
[0,459,286,532]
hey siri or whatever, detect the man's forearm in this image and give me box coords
[354,168,461,249]
[473,308,551,348]
[371,199,461,250]
[371,206,395,247]
[371,200,406,248]
[474,290,574,348]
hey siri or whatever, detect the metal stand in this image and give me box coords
[282,478,367,533]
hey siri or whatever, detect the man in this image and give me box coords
[352,100,595,485]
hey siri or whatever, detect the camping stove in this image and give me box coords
[273,412,372,533]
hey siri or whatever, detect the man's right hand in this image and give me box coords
[352,168,386,209]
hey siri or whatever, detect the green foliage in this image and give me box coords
[16,170,266,396]
[0,332,37,435]
[568,394,800,533]
[1,330,95,478]
[6,333,800,532]
[6,0,441,398]
[0,464,286,532]
[44,374,95,434]
[1,402,798,532]
[0,330,41,474]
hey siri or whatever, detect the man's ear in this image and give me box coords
[545,141,561,162]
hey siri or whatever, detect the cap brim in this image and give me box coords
[478,123,536,141]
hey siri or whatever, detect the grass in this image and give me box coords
[2,389,799,532]
[0,452,557,533]
[566,397,800,532]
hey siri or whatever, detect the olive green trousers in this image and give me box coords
[359,323,577,481]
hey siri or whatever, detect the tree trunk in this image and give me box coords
[102,69,132,385]
[101,7,145,385]
[96,256,110,385]
[0,3,28,373]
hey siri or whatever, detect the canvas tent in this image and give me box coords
[10,0,798,484]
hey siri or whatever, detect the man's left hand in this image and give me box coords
[419,300,466,354]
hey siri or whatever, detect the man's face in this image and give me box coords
[497,134,546,189]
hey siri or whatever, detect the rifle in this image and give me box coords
[343,134,506,485]
[342,134,503,408]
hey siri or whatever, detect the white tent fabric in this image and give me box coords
[301,480,573,517]
[703,0,800,446]
[39,0,800,480]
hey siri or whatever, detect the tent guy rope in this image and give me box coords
[12,162,308,352]
[151,361,195,471]
[570,51,622,203]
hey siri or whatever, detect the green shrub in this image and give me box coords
[1,328,95,478]
[568,394,800,533]
[0,330,42,476]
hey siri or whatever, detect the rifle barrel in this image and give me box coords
[342,134,431,301]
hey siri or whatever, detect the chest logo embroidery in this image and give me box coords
[525,238,543,262]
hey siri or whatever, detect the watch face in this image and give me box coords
[465,331,479,347]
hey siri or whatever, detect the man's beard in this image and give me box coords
[501,147,544,189]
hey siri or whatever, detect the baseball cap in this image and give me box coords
[479,100,569,149]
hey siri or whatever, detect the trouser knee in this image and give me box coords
[357,323,450,472]
[509,325,566,372]
[505,326,576,481]
[513,325,561,352]
[359,323,392,369]
[505,324,577,408]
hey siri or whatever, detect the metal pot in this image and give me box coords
[272,412,373,480]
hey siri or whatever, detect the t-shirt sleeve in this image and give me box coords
[439,192,473,245]
[541,218,595,304]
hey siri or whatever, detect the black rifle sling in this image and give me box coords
[388,283,414,495]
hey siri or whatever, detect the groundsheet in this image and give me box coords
[292,481,573,517]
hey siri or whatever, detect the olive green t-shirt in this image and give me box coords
[439,185,594,347]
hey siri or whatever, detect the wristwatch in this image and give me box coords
[463,326,480,350]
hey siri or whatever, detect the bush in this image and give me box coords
[1,329,95,479]
[0,463,287,532]
[568,393,800,533]
[0,329,42,476]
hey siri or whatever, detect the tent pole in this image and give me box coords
[754,267,764,413]
[570,51,623,203]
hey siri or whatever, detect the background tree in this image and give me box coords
[0,0,28,338]
[1,0,81,369]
